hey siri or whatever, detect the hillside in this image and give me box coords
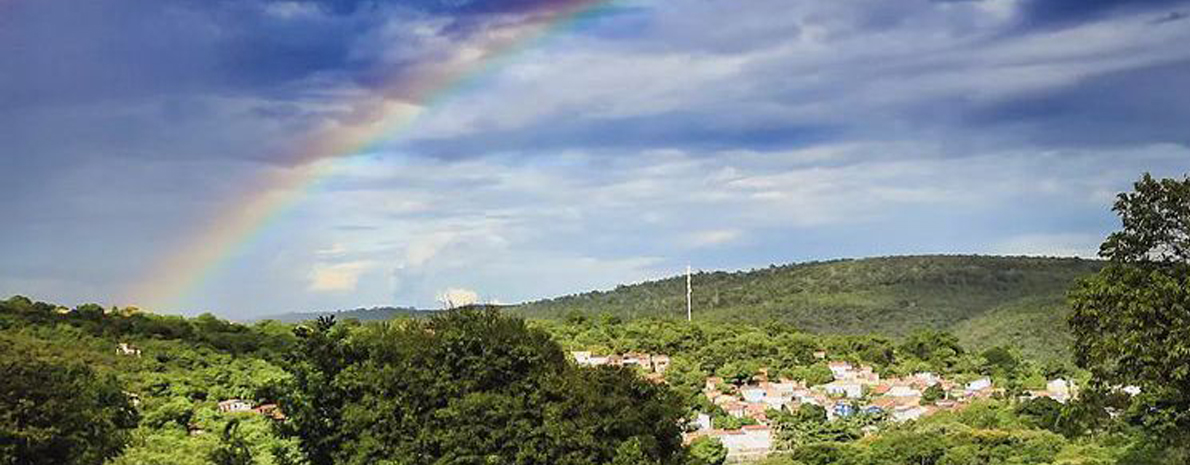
[510,255,1103,361]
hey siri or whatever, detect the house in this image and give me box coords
[887,386,920,398]
[891,405,928,422]
[741,387,766,403]
[913,372,940,387]
[965,378,992,393]
[719,426,772,461]
[823,381,863,399]
[744,403,768,422]
[218,399,252,413]
[252,404,286,420]
[622,353,650,368]
[116,343,141,357]
[813,350,827,360]
[651,355,671,373]
[722,401,747,418]
[832,403,856,418]
[828,361,854,380]
[705,377,724,392]
[695,413,713,431]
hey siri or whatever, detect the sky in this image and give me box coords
[2,0,1189,317]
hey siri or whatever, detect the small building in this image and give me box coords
[823,381,863,399]
[218,399,253,413]
[252,403,286,420]
[891,405,928,422]
[695,413,712,431]
[888,386,920,398]
[741,387,766,403]
[965,378,992,393]
[116,343,141,357]
[832,403,856,418]
[722,401,747,419]
[571,351,592,365]
[828,361,854,380]
[705,377,724,392]
[720,426,772,461]
[651,355,671,374]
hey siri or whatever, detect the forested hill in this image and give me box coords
[510,255,1103,360]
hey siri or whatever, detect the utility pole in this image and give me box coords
[686,264,692,322]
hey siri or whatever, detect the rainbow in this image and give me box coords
[122,0,617,312]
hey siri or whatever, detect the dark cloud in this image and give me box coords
[1017,0,1190,29]
[400,112,843,158]
[968,59,1190,147]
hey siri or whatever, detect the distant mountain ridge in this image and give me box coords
[507,255,1103,361]
[256,306,437,323]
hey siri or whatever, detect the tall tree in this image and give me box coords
[0,351,139,465]
[208,420,253,465]
[1069,173,1190,442]
[279,307,686,465]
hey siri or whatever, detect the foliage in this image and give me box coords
[278,308,687,465]
[210,420,254,465]
[514,255,1101,360]
[1069,173,1190,444]
[686,437,727,465]
[0,346,139,465]
[0,296,303,465]
[921,383,945,404]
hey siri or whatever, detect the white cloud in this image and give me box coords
[683,229,743,248]
[308,261,373,292]
[437,287,479,308]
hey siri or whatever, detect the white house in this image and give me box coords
[828,361,854,380]
[116,343,141,357]
[741,387,766,403]
[823,381,863,399]
[218,399,252,413]
[718,426,771,460]
[891,405,928,422]
[966,378,992,392]
[888,386,921,398]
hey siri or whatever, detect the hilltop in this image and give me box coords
[510,255,1103,361]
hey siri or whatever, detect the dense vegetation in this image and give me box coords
[0,298,302,465]
[751,397,1186,465]
[1069,173,1190,445]
[281,309,686,465]
[2,173,1186,464]
[512,255,1101,362]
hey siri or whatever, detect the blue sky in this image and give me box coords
[2,0,1189,317]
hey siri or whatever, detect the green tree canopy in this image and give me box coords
[279,308,686,465]
[0,350,139,465]
[1069,173,1190,443]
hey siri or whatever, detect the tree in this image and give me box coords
[208,420,253,465]
[0,353,138,465]
[921,383,945,405]
[687,437,727,465]
[279,307,686,465]
[1069,173,1190,443]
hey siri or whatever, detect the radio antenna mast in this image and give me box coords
[686,264,692,322]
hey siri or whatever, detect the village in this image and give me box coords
[571,351,1075,462]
